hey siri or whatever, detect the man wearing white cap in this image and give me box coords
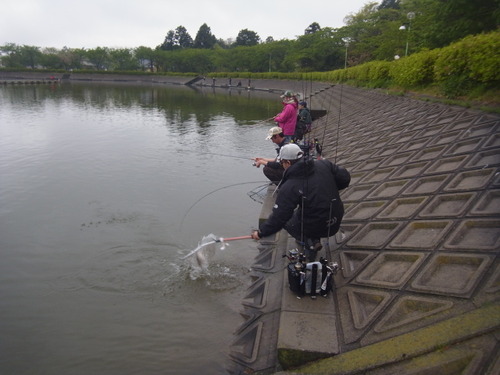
[251,144,351,261]
[252,126,289,184]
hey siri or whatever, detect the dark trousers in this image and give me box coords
[263,165,284,184]
[284,212,340,243]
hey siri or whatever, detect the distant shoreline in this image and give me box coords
[0,70,335,99]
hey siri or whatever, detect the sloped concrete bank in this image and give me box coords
[3,72,498,374]
[228,84,499,375]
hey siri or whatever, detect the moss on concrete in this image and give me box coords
[291,304,500,374]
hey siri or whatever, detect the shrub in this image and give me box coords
[433,31,500,97]
[435,31,500,83]
[389,49,439,88]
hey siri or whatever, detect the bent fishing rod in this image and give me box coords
[181,235,253,259]
[179,180,268,231]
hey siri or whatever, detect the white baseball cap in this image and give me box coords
[278,144,304,161]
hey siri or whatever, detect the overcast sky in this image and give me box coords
[2,0,371,49]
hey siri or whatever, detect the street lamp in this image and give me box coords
[342,37,351,69]
[400,12,415,57]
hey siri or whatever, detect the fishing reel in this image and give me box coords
[283,248,307,264]
[284,249,340,275]
[296,138,322,159]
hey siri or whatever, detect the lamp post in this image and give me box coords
[342,37,351,69]
[399,12,415,57]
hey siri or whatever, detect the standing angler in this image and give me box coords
[251,144,351,261]
[274,90,299,142]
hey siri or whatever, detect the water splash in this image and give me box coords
[181,233,251,280]
[182,234,225,278]
[181,234,219,259]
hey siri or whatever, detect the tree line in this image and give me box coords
[1,0,497,74]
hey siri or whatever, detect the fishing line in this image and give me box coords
[181,234,253,259]
[176,147,253,161]
[250,116,275,126]
[318,87,335,157]
[194,151,252,160]
[326,198,336,240]
[179,180,268,231]
[334,84,344,164]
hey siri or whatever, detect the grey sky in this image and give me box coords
[2,0,371,49]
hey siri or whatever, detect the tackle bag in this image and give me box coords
[287,258,334,298]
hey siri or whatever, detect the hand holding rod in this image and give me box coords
[216,235,253,242]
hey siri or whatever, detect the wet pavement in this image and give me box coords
[228,83,499,374]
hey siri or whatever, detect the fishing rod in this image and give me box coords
[181,234,253,259]
[196,151,253,160]
[179,180,268,231]
[219,235,253,242]
[255,116,275,124]
[176,148,255,162]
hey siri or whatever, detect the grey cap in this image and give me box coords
[280,90,295,98]
[278,144,304,161]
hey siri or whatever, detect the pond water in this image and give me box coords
[0,82,282,375]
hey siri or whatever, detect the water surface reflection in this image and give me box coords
[0,82,280,375]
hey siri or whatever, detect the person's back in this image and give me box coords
[252,144,350,261]
[295,101,313,141]
[278,157,349,239]
[301,159,348,237]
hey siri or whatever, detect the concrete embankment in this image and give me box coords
[3,72,498,374]
[0,71,333,98]
[227,84,500,375]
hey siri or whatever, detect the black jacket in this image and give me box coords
[266,138,289,170]
[258,157,350,238]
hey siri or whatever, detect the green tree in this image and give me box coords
[176,26,194,48]
[40,47,64,69]
[194,23,217,49]
[305,22,321,34]
[0,43,21,67]
[179,49,215,72]
[215,38,231,49]
[378,0,400,9]
[86,47,110,70]
[160,26,193,50]
[109,48,137,70]
[235,29,260,47]
[160,30,176,50]
[341,2,384,64]
[288,28,345,71]
[67,48,86,70]
[135,46,156,71]
[405,0,500,49]
[19,45,42,68]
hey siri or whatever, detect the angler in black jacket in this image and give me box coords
[251,143,350,260]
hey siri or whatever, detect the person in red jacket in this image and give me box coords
[274,90,298,142]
